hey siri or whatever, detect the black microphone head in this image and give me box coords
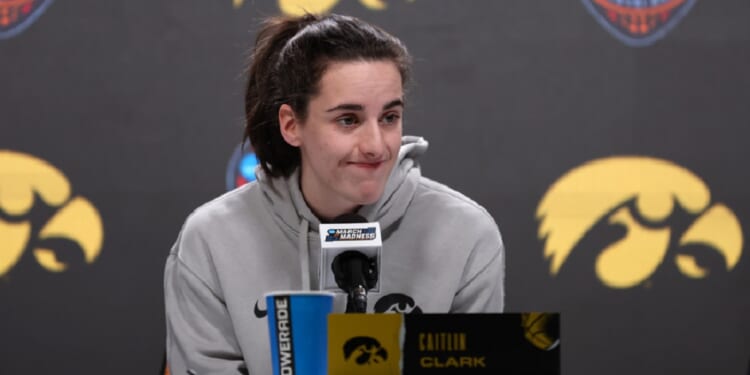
[332,213,367,224]
[332,250,367,288]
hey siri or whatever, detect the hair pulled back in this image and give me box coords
[243,13,412,178]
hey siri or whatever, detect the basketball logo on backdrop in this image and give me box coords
[226,142,259,191]
[0,0,54,39]
[231,0,395,14]
[537,156,743,288]
[581,0,697,47]
[0,150,104,276]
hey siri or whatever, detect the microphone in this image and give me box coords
[319,214,381,313]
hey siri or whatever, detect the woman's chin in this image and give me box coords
[352,186,385,206]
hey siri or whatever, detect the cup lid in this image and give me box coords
[263,290,336,298]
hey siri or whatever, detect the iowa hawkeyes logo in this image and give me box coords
[232,0,387,14]
[0,0,54,39]
[537,156,743,288]
[343,336,388,365]
[374,293,422,314]
[520,313,560,351]
[0,150,104,276]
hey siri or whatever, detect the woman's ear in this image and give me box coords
[278,104,301,147]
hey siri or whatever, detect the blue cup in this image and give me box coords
[265,291,335,375]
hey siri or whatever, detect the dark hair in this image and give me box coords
[243,13,412,178]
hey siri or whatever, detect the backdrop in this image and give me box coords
[1,0,749,374]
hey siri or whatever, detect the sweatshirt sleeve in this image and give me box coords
[450,214,505,313]
[164,221,248,375]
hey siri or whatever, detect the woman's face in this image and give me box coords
[279,60,404,220]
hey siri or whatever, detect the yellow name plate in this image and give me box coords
[328,313,560,375]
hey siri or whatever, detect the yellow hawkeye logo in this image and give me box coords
[232,0,391,14]
[520,313,559,351]
[537,156,743,288]
[0,150,103,276]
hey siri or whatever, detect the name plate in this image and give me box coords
[328,313,560,375]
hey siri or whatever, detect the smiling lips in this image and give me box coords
[348,161,383,170]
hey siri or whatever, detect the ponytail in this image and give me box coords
[243,14,317,178]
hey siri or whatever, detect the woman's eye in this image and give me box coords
[381,113,401,125]
[336,116,358,127]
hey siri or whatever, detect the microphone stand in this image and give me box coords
[332,250,378,313]
[348,285,368,313]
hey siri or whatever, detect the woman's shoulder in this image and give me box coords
[183,182,264,232]
[412,176,498,229]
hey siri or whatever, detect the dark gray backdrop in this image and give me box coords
[1,1,749,374]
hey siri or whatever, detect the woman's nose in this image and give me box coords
[358,120,385,159]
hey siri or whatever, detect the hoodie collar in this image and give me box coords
[258,135,428,234]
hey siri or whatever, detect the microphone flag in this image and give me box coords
[319,221,382,293]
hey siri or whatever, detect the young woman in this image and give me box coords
[164,13,505,374]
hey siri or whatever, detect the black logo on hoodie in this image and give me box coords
[344,336,388,365]
[374,293,422,314]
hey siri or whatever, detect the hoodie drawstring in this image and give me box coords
[298,218,311,290]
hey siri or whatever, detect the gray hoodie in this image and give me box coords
[164,136,505,374]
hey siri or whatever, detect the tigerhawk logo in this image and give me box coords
[537,156,743,289]
[231,0,395,14]
[520,313,560,351]
[343,336,388,365]
[0,150,104,276]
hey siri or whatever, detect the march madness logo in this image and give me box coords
[537,156,743,288]
[0,0,54,39]
[225,142,259,191]
[0,150,104,276]
[581,0,697,47]
[232,0,393,14]
[325,227,377,241]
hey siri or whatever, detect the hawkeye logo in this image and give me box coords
[520,313,560,351]
[582,0,697,47]
[537,156,743,289]
[0,0,54,39]
[231,0,406,14]
[373,293,423,314]
[0,150,104,276]
[343,336,388,365]
[328,314,401,375]
[325,227,377,242]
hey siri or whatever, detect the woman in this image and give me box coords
[164,13,504,374]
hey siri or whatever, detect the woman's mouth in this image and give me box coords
[349,161,382,169]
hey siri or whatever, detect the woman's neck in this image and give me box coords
[297,166,362,222]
